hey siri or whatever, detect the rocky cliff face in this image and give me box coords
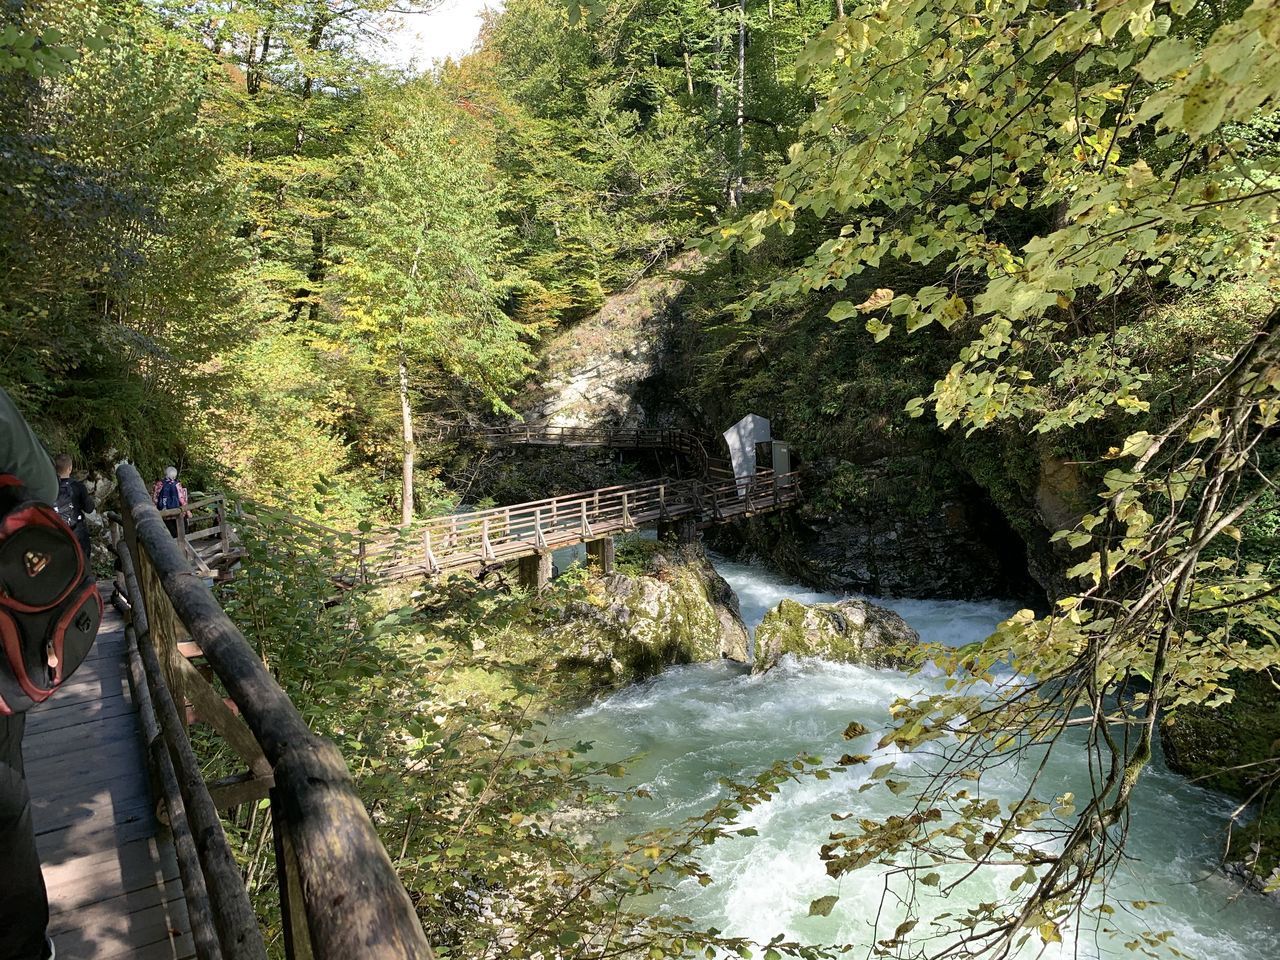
[547,545,749,684]
[519,255,698,428]
[506,254,1041,603]
[709,455,1037,601]
[752,597,919,674]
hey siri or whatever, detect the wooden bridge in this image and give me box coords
[159,494,244,581]
[352,468,798,588]
[320,418,797,588]
[29,423,800,958]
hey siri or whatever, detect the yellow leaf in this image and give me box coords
[855,288,894,312]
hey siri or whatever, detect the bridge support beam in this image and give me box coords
[518,551,553,594]
[658,517,699,545]
[586,537,615,575]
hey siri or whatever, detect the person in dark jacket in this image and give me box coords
[54,453,94,572]
[0,388,55,960]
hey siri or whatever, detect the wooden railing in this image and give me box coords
[477,422,728,476]
[158,493,242,580]
[109,463,433,960]
[286,469,801,584]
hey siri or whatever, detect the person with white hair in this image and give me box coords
[152,465,189,537]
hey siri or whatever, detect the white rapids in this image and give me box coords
[551,557,1279,959]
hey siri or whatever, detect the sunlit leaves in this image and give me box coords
[714,0,1280,437]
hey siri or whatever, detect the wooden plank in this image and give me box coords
[32,669,130,712]
[26,693,138,734]
[46,881,187,937]
[48,885,195,960]
[35,802,160,863]
[25,592,196,960]
[31,781,156,840]
[41,833,175,892]
[46,837,180,913]
[24,731,148,782]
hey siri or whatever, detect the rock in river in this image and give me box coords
[752,597,918,674]
[550,545,750,684]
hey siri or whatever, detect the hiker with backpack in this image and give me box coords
[152,465,188,537]
[2,388,102,960]
[53,454,94,572]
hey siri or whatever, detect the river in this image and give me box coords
[552,557,1278,959]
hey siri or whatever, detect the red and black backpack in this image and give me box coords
[0,474,102,715]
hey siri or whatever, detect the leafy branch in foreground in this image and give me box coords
[820,315,1280,958]
[702,0,1280,955]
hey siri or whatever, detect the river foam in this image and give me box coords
[553,557,1278,958]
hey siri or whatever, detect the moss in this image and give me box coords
[614,533,663,574]
[1162,670,1280,878]
[753,597,917,674]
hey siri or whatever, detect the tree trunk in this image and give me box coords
[835,0,845,18]
[399,354,415,527]
[713,34,722,113]
[731,0,746,209]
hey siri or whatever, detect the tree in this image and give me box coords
[0,0,243,468]
[330,82,532,524]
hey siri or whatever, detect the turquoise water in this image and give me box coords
[551,559,1279,958]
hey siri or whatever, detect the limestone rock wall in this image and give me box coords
[520,254,698,429]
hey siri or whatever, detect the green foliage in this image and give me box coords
[717,0,1280,434]
[692,0,1280,950]
[328,80,534,416]
[215,510,846,959]
[1,0,244,471]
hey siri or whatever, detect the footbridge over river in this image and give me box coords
[333,419,800,589]
[32,419,798,959]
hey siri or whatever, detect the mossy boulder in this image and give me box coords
[1161,669,1280,887]
[752,597,918,674]
[549,545,749,684]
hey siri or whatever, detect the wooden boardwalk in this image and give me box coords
[26,584,194,960]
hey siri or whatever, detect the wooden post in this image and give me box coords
[217,498,230,559]
[517,551,552,593]
[579,501,592,539]
[621,491,632,529]
[481,518,496,562]
[534,509,547,549]
[273,794,316,960]
[423,530,439,575]
[586,538,615,575]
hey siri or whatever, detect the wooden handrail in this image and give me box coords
[475,421,716,473]
[354,471,800,581]
[114,463,433,960]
